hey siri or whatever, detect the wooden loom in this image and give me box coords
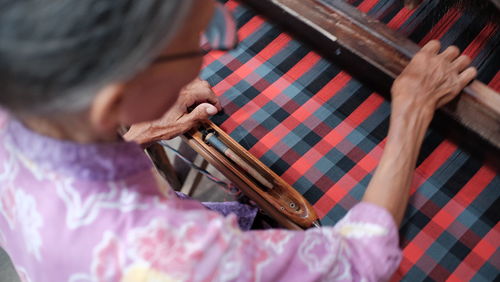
[238,0,500,148]
[179,0,500,229]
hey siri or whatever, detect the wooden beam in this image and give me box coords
[239,0,500,149]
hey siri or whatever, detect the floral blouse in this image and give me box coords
[0,112,402,282]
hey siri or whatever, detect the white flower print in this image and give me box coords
[256,229,293,254]
[0,177,44,261]
[0,144,18,183]
[0,145,44,261]
[91,232,125,282]
[56,177,166,229]
[0,229,6,246]
[16,266,34,282]
[299,229,350,277]
[15,189,44,261]
[0,184,16,228]
[337,222,388,238]
[71,217,231,282]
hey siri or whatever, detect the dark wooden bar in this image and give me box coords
[239,0,500,149]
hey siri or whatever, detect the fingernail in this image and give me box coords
[206,105,218,115]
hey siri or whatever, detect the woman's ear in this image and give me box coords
[89,84,126,135]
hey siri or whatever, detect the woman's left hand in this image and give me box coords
[123,78,221,145]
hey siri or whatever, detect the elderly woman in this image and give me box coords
[0,0,476,281]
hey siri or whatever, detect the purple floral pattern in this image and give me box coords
[0,114,402,281]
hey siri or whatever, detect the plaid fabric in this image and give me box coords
[200,0,500,281]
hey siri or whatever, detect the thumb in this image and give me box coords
[183,103,219,123]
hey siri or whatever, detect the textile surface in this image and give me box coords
[201,0,500,281]
[0,112,401,281]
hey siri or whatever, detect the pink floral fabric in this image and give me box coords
[0,112,402,281]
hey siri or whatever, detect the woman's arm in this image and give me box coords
[362,40,477,226]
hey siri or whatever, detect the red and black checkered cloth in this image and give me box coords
[201,0,499,280]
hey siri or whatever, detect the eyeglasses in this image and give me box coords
[152,49,208,64]
[153,2,238,65]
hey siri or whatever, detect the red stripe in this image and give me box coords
[285,52,321,81]
[253,131,283,158]
[404,242,426,264]
[387,7,415,30]
[453,224,500,280]
[314,194,337,218]
[462,23,498,60]
[357,0,379,14]
[419,8,461,45]
[290,99,322,123]
[235,57,259,78]
[315,72,352,103]
[411,230,437,255]
[414,140,457,192]
[487,71,500,92]
[472,228,498,261]
[455,166,495,206]
[346,94,383,128]
[256,33,292,61]
[433,207,456,230]
[238,16,265,42]
[325,172,358,203]
[226,0,239,12]
[452,251,484,281]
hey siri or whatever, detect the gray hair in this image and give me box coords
[0,0,193,116]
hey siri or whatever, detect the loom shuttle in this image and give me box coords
[205,133,274,189]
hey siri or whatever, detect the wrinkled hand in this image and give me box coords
[124,78,221,145]
[391,40,477,122]
[362,41,476,226]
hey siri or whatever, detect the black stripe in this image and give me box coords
[476,42,500,84]
[274,45,310,75]
[302,185,324,204]
[408,0,450,43]
[483,196,500,227]
[367,116,390,144]
[247,26,282,56]
[441,155,482,199]
[451,12,487,51]
[304,64,342,96]
[335,86,373,121]
[417,129,446,167]
[379,1,405,24]
[235,5,256,29]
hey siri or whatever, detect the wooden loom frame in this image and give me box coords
[239,0,500,149]
[179,0,500,230]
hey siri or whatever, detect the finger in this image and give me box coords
[437,67,476,108]
[186,82,221,109]
[438,45,460,61]
[421,40,441,54]
[213,97,222,111]
[457,67,477,89]
[197,91,222,111]
[184,77,206,90]
[436,92,459,108]
[182,103,219,124]
[451,54,472,72]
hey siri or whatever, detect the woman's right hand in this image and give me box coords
[390,40,477,124]
[362,40,477,226]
